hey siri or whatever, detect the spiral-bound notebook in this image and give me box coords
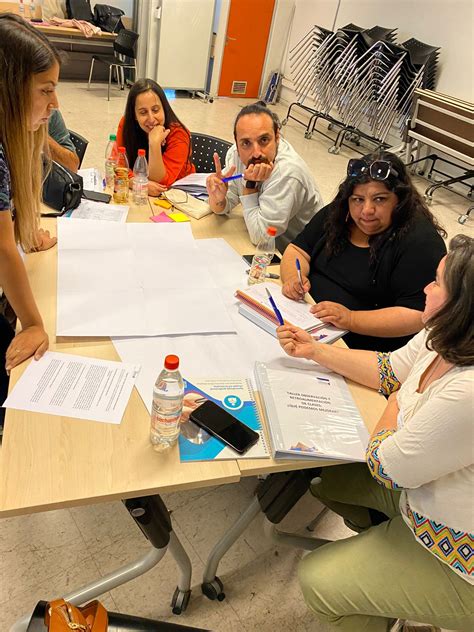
[179,378,269,462]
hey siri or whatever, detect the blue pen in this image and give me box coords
[295,257,305,295]
[222,173,243,183]
[265,287,285,326]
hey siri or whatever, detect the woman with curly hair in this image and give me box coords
[277,234,474,632]
[280,151,447,351]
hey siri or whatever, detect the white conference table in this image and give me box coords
[0,197,387,622]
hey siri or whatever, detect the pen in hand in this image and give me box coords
[265,287,284,326]
[222,173,243,183]
[295,257,305,295]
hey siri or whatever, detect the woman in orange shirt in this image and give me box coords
[116,78,195,196]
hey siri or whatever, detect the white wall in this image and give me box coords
[280,0,473,103]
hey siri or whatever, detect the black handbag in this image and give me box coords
[66,0,94,22]
[93,4,125,33]
[42,161,83,216]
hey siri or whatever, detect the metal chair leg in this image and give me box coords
[108,64,112,101]
[87,57,95,90]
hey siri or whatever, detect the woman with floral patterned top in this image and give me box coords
[277,234,473,632]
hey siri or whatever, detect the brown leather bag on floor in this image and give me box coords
[45,599,108,631]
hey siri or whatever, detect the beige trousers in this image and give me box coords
[299,463,473,631]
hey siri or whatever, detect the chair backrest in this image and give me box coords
[190,133,233,173]
[68,130,89,169]
[114,29,139,59]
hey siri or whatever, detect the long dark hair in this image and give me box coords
[122,78,192,168]
[324,150,446,264]
[426,234,474,366]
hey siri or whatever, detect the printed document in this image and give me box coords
[3,351,140,425]
[68,200,128,222]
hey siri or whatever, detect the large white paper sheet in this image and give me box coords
[112,239,304,413]
[56,221,235,337]
[3,351,140,425]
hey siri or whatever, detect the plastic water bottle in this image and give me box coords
[248,226,277,285]
[132,149,149,205]
[113,146,129,204]
[150,355,184,451]
[105,134,118,190]
[18,0,25,17]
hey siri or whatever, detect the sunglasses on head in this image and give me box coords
[347,159,399,181]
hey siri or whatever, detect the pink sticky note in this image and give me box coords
[150,212,173,223]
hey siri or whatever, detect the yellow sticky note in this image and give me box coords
[153,198,172,209]
[168,211,190,222]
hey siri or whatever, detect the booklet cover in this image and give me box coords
[255,362,369,462]
[179,378,269,462]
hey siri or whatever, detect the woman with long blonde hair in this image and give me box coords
[0,14,61,405]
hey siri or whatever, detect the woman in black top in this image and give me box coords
[281,151,447,351]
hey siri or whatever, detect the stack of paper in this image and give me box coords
[255,362,369,462]
[236,283,328,334]
[170,172,209,199]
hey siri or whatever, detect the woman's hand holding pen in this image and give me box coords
[277,325,318,360]
[206,153,236,211]
[311,301,353,330]
[282,275,311,301]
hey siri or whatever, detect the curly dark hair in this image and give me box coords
[121,78,192,169]
[426,234,474,366]
[324,150,446,264]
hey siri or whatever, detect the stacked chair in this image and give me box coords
[283,24,440,155]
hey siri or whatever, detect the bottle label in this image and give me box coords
[151,399,183,436]
[248,254,271,283]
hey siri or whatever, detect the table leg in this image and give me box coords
[12,495,193,630]
[201,468,326,602]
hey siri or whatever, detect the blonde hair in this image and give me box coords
[0,14,61,251]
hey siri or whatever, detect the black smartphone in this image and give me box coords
[82,189,112,204]
[190,400,259,455]
[242,253,281,266]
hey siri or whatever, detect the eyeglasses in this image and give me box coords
[347,159,399,181]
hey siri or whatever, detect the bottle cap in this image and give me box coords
[267,226,277,236]
[164,354,179,370]
[138,149,146,156]
[118,146,126,153]
[109,134,116,141]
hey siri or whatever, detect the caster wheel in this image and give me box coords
[201,576,225,601]
[328,123,334,131]
[458,214,468,225]
[281,118,288,126]
[304,131,312,139]
[171,586,191,615]
[423,195,433,206]
[328,146,340,155]
[209,98,214,103]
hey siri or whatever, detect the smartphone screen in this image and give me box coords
[242,253,281,266]
[190,400,259,455]
[82,190,112,204]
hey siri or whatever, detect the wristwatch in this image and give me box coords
[244,180,257,190]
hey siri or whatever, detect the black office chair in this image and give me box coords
[190,133,232,173]
[88,29,139,101]
[68,129,89,168]
[26,601,211,631]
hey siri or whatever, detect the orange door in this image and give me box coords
[218,0,275,98]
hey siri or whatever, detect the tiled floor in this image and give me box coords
[1,81,471,631]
